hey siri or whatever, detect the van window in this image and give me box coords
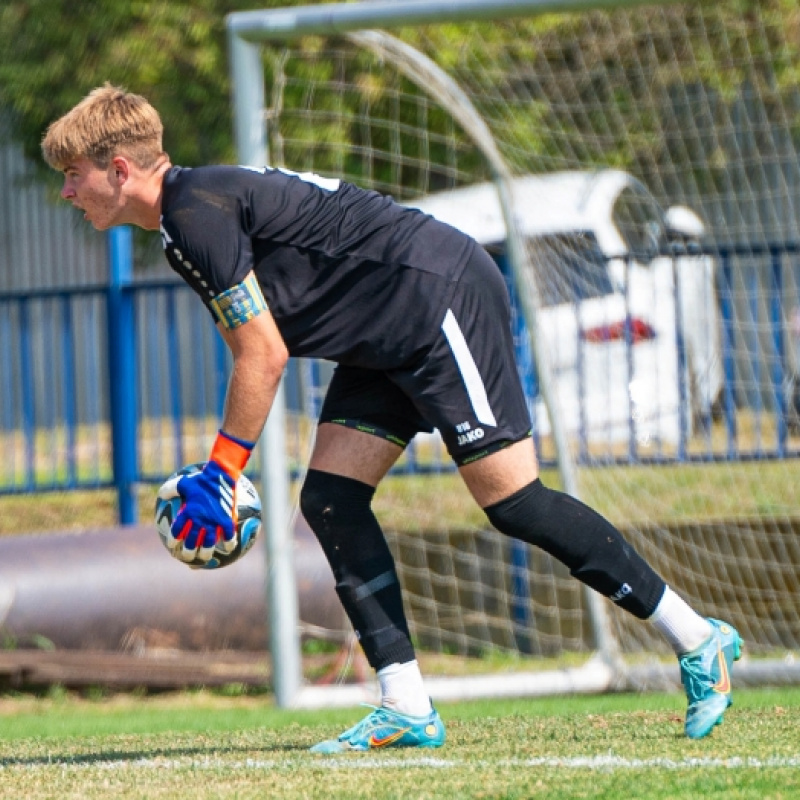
[530,232,613,307]
[612,186,666,261]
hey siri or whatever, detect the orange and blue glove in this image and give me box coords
[159,430,254,564]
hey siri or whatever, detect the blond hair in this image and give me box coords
[42,83,165,170]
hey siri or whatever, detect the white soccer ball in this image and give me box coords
[154,462,262,570]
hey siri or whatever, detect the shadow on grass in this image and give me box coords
[0,741,310,768]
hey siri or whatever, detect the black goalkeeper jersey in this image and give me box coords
[159,165,476,369]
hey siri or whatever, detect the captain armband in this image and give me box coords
[209,274,268,330]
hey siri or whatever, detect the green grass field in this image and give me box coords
[0,687,797,799]
[4,456,800,537]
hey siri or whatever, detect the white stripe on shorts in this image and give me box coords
[441,308,497,428]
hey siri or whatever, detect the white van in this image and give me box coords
[409,170,722,448]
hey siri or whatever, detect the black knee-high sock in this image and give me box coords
[485,479,665,619]
[300,468,415,669]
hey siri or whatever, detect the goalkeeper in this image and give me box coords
[42,84,742,750]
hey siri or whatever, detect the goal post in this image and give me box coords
[228,28,302,710]
[228,0,800,708]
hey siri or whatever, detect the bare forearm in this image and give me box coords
[215,306,289,445]
[220,351,284,444]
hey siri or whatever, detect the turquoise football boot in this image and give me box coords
[679,618,743,739]
[310,704,446,754]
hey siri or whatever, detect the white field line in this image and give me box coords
[1,755,799,772]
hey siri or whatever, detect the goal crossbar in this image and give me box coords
[228,0,680,41]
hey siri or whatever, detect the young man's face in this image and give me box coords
[60,157,123,230]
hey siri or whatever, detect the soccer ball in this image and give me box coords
[154,462,262,570]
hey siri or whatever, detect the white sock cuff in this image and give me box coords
[377,659,418,678]
[650,586,713,655]
[377,659,431,717]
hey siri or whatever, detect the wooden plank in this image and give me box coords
[0,650,271,690]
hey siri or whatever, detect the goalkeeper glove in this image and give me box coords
[161,430,254,564]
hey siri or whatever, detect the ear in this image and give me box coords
[110,155,131,185]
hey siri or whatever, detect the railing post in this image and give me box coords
[624,256,637,463]
[719,248,738,458]
[107,226,138,524]
[19,298,35,489]
[770,247,787,457]
[672,254,688,461]
[747,264,762,451]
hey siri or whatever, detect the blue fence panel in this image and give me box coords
[4,240,800,515]
[0,285,111,494]
[133,280,232,485]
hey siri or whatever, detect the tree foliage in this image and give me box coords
[2,0,800,203]
[0,0,317,168]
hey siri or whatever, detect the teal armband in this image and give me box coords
[210,274,268,330]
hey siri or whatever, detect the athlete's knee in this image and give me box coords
[300,469,375,541]
[299,468,394,585]
[484,479,574,559]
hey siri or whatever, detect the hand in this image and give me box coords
[158,430,254,564]
[161,460,238,563]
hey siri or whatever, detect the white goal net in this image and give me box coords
[231,0,800,700]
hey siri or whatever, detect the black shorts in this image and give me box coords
[318,246,532,466]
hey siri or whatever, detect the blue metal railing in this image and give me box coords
[2,236,800,523]
[715,242,800,461]
[0,284,111,494]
